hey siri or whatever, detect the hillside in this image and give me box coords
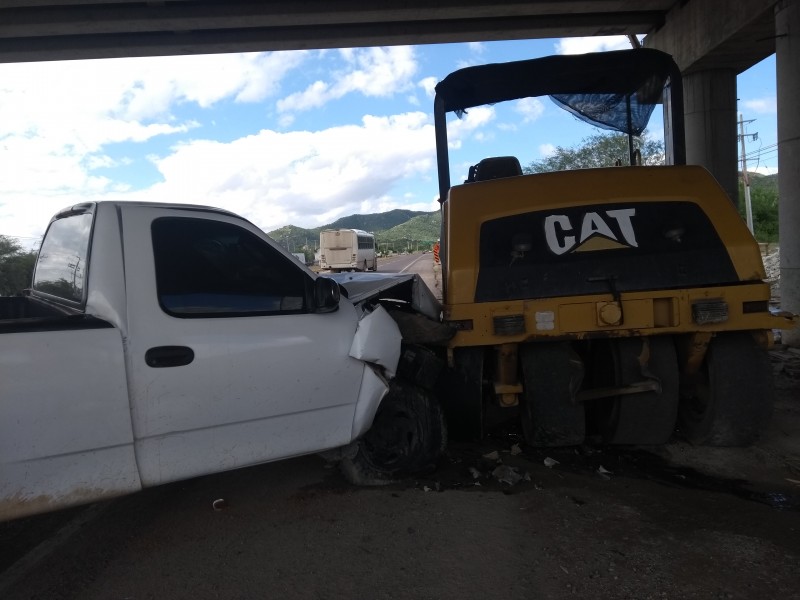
[379,212,441,243]
[267,209,441,254]
[327,209,430,232]
[747,172,778,194]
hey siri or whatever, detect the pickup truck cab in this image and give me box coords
[1,201,445,521]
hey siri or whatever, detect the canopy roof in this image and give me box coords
[434,48,679,136]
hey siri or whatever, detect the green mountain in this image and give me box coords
[267,209,441,253]
[327,209,429,232]
[378,213,441,243]
[747,172,778,194]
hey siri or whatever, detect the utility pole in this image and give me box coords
[738,113,758,234]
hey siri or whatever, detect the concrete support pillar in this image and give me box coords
[776,0,800,345]
[682,70,739,205]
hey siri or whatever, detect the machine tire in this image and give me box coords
[440,347,485,441]
[678,332,774,447]
[520,342,585,447]
[340,378,446,485]
[592,337,680,445]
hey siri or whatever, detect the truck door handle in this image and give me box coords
[145,346,195,368]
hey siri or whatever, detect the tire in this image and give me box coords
[678,332,774,447]
[520,342,585,447]
[340,379,447,485]
[591,337,680,445]
[439,346,485,441]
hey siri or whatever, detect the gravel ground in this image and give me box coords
[1,367,798,600]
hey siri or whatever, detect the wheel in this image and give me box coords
[439,347,485,441]
[520,342,585,446]
[591,337,679,445]
[678,332,774,446]
[340,378,447,485]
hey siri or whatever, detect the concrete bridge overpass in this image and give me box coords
[1,0,797,342]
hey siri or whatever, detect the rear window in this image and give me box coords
[33,212,93,304]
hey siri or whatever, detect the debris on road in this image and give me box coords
[492,465,524,486]
[770,346,800,380]
[212,499,228,511]
[544,457,560,468]
[597,465,613,480]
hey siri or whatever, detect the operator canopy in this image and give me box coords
[434,48,679,136]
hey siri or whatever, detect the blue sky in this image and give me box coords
[0,36,778,247]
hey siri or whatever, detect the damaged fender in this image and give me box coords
[348,305,402,438]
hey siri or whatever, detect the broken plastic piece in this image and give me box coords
[492,465,523,486]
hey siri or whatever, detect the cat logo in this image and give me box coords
[544,208,638,256]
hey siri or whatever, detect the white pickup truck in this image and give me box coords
[0,201,446,521]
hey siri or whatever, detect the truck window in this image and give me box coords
[152,217,308,317]
[32,211,93,305]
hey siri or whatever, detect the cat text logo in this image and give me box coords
[544,209,638,256]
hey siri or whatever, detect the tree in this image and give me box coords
[0,236,38,296]
[738,179,779,243]
[524,132,665,174]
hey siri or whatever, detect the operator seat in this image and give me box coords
[467,156,523,182]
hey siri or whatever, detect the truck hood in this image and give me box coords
[324,272,441,321]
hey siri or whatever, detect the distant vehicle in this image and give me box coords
[319,229,377,272]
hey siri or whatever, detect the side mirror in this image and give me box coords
[314,276,341,313]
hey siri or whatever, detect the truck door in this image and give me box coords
[122,207,366,487]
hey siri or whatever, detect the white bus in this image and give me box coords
[319,229,377,272]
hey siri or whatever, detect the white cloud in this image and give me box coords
[1,111,438,239]
[749,165,778,175]
[277,47,418,114]
[418,76,438,98]
[446,106,495,147]
[515,97,545,123]
[743,97,777,114]
[104,111,436,231]
[555,36,637,55]
[539,143,557,157]
[468,42,487,54]
[0,50,319,240]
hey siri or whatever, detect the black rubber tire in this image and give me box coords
[340,378,447,485]
[592,337,680,445]
[520,342,585,447]
[678,332,774,447]
[439,346,485,441]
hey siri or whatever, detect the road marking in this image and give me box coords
[400,254,428,273]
